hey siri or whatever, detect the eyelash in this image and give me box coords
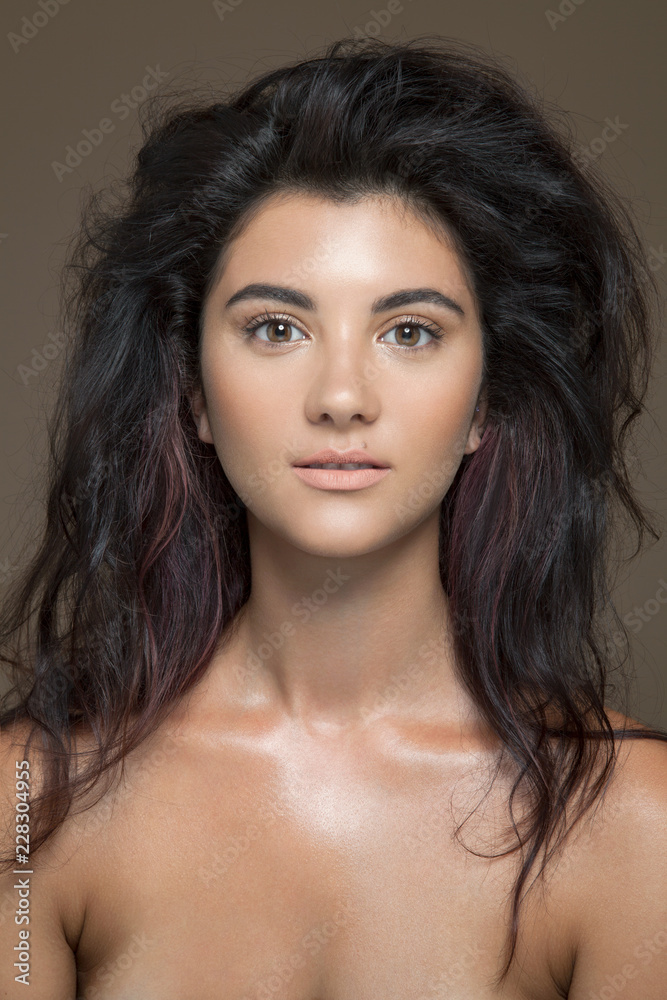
[240,311,445,354]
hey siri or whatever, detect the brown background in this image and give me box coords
[1,0,665,727]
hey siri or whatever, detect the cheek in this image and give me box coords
[394,369,476,447]
[201,357,297,479]
[199,350,251,464]
[390,370,478,494]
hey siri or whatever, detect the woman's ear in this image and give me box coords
[189,388,214,444]
[463,393,488,455]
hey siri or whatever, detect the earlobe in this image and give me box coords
[189,389,214,444]
[463,399,487,455]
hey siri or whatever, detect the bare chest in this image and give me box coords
[64,724,572,1000]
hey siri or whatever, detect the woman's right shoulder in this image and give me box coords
[0,717,65,876]
[0,719,41,831]
[0,719,80,998]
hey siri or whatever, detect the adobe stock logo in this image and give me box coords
[8,0,72,54]
[50,65,169,182]
[17,329,65,385]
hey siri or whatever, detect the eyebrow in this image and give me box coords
[224,283,466,318]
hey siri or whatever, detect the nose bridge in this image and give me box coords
[321,321,368,376]
[305,316,381,422]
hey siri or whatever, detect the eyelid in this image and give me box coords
[240,310,444,349]
[241,310,308,345]
[380,314,444,346]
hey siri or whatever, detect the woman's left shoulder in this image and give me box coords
[556,707,667,874]
[563,708,667,998]
[603,707,667,806]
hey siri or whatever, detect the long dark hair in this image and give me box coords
[1,35,665,988]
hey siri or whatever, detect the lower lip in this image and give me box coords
[292,466,391,491]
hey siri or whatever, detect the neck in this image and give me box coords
[210,507,482,736]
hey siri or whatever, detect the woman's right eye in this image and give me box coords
[242,314,308,347]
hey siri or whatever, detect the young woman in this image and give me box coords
[1,35,666,1000]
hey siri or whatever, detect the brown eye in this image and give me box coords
[243,316,308,346]
[395,323,421,347]
[265,321,293,342]
[380,321,443,351]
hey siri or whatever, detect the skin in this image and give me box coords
[190,188,490,737]
[1,190,666,1000]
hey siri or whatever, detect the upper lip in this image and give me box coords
[293,449,389,468]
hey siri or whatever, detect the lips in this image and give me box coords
[292,465,391,491]
[293,449,389,469]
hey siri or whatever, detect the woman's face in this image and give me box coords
[194,190,486,558]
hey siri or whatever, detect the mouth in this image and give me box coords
[292,449,389,469]
[302,462,377,470]
[292,463,392,492]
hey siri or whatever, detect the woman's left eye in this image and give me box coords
[380,321,444,350]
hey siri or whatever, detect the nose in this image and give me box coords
[302,335,383,430]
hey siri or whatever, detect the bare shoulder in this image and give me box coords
[600,707,667,806]
[0,714,168,996]
[575,706,667,844]
[0,718,45,844]
[564,707,667,999]
[0,719,78,998]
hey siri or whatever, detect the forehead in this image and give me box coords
[211,189,475,301]
[226,188,453,249]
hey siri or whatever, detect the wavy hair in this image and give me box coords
[1,35,665,988]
